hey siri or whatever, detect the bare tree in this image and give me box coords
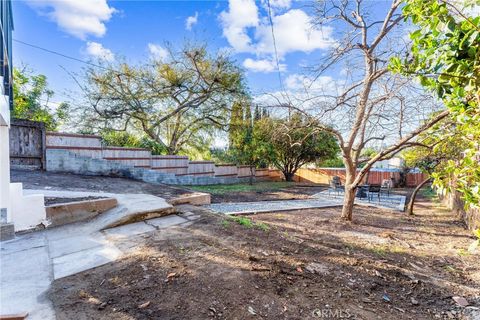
[268,0,449,221]
[76,45,245,154]
[311,0,451,220]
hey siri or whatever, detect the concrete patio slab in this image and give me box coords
[52,243,122,280]
[0,238,55,320]
[146,215,188,228]
[103,221,156,239]
[48,234,106,258]
[1,190,178,319]
[0,231,46,255]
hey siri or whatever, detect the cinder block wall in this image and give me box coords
[237,165,255,178]
[46,132,103,159]
[45,132,278,185]
[214,164,238,177]
[151,155,189,175]
[103,147,152,168]
[187,161,215,177]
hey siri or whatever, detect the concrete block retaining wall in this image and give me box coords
[237,165,255,178]
[151,155,189,175]
[214,164,238,177]
[46,149,260,186]
[187,161,215,177]
[46,132,103,159]
[45,132,279,185]
[103,147,151,168]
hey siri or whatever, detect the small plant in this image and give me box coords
[255,222,270,232]
[221,219,231,228]
[231,216,254,228]
[228,216,270,231]
[371,245,388,257]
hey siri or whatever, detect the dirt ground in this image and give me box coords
[11,170,193,201]
[209,185,327,203]
[49,197,480,319]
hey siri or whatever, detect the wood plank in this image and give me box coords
[0,312,29,320]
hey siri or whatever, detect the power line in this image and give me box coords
[265,0,293,116]
[266,0,284,93]
[13,38,112,71]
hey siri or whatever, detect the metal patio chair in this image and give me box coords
[367,185,381,202]
[328,177,344,197]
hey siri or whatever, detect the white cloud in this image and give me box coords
[219,0,259,52]
[85,42,114,61]
[219,1,335,71]
[185,12,199,31]
[254,9,334,57]
[263,0,292,9]
[28,0,116,39]
[285,74,335,93]
[243,58,286,73]
[148,43,169,61]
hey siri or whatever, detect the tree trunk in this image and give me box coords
[341,186,356,221]
[283,171,295,182]
[407,178,431,215]
[340,162,357,221]
[249,166,254,185]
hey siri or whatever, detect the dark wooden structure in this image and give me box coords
[9,119,46,170]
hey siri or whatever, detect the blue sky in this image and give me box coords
[12,0,393,105]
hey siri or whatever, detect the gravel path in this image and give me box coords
[207,191,406,214]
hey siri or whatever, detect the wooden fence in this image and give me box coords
[10,119,46,170]
[293,168,428,187]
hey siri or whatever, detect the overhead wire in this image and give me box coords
[265,0,293,117]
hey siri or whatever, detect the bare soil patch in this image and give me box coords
[11,169,193,201]
[206,184,327,203]
[49,199,479,319]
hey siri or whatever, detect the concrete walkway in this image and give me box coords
[0,191,195,320]
[207,191,406,215]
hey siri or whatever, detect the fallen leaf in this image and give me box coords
[167,272,177,279]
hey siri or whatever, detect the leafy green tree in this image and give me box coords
[391,0,480,208]
[13,68,69,131]
[402,118,467,214]
[228,101,244,148]
[255,113,340,181]
[317,156,344,168]
[100,130,167,155]
[228,101,264,183]
[79,45,245,155]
